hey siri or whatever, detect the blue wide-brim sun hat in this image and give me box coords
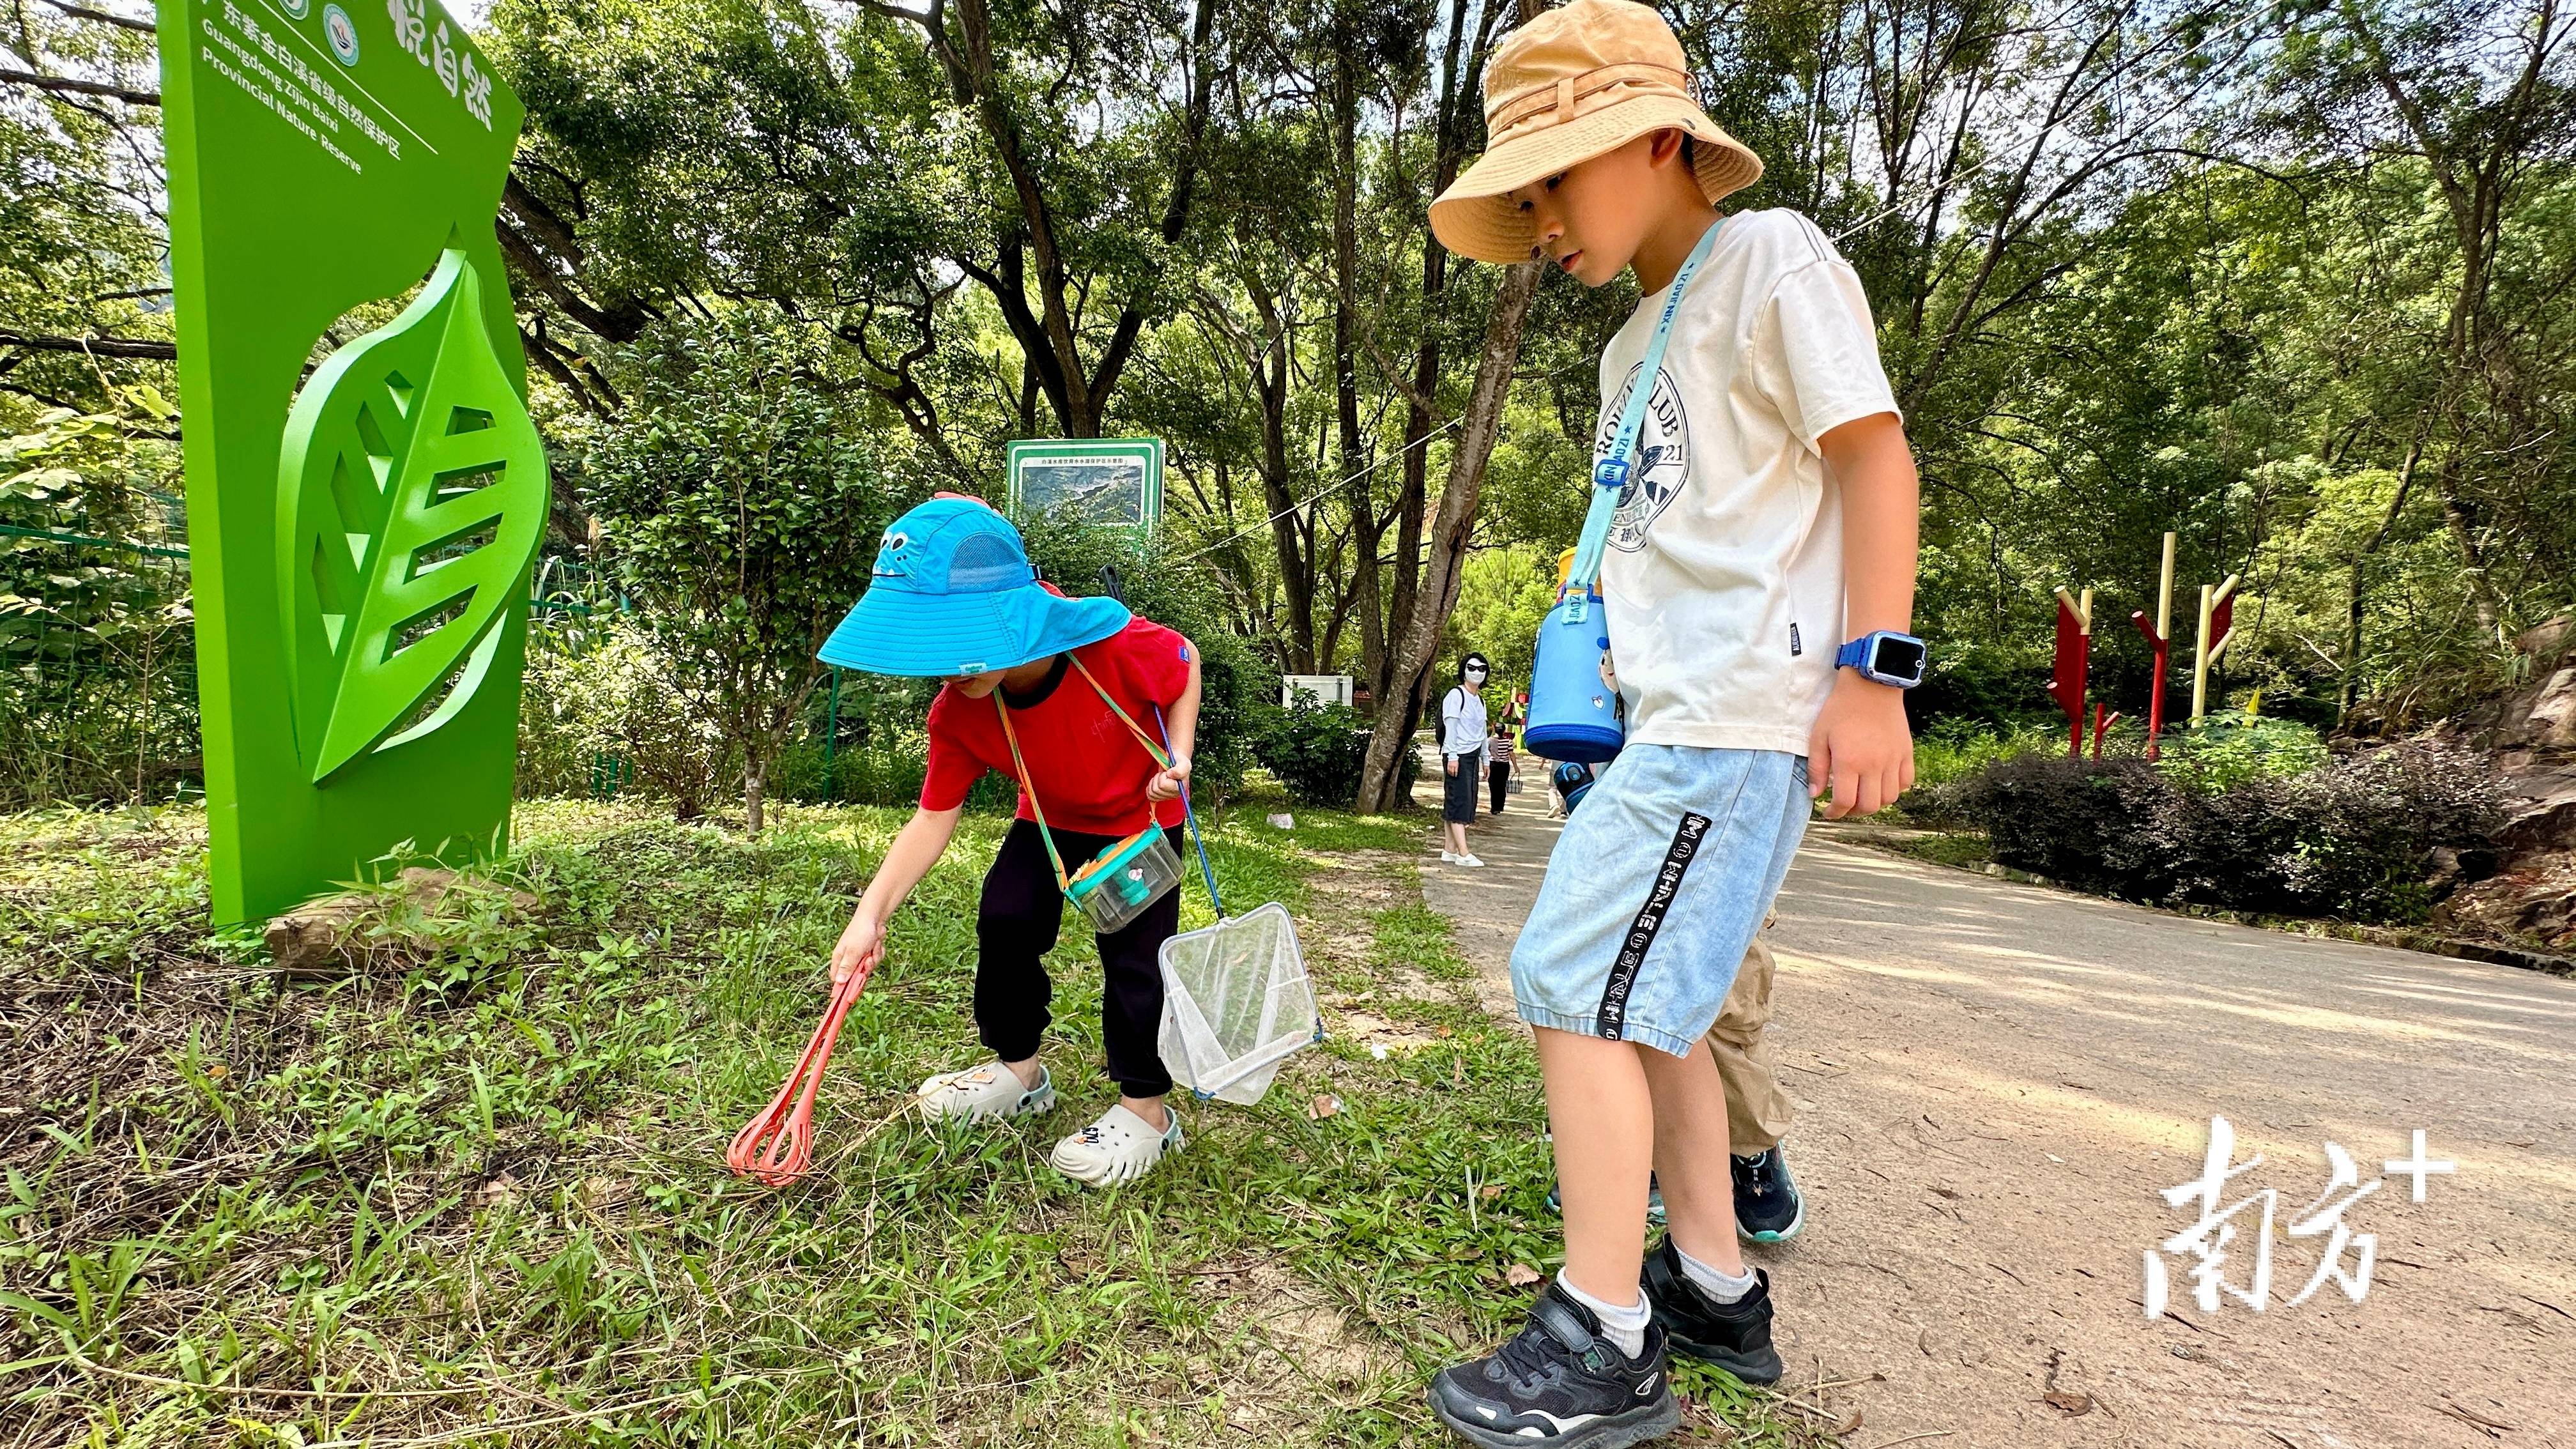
[819,496,1130,677]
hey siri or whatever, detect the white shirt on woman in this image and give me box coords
[1441,684,1488,763]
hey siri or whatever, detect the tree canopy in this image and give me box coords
[4,0,2572,808]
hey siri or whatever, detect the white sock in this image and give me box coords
[1556,1275,1651,1359]
[1677,1245,1758,1304]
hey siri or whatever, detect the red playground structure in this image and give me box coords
[2053,533,2241,763]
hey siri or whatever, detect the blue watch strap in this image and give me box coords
[1835,636,1871,670]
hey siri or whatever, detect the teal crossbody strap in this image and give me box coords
[1562,217,1728,622]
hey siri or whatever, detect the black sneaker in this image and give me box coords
[1429,1281,1681,1448]
[1545,1174,1667,1226]
[1639,1237,1783,1385]
[1732,1145,1805,1243]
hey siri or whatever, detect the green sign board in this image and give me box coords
[156,0,546,924]
[1006,438,1164,539]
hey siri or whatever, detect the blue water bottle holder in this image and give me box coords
[1522,217,1728,767]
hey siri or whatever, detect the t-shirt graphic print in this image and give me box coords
[1588,209,1901,753]
[1597,362,1690,553]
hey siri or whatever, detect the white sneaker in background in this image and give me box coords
[1455,854,1485,868]
[1441,850,1460,863]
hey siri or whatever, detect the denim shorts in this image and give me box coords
[1508,746,1809,1057]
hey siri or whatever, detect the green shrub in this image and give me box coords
[1935,755,2175,888]
[771,730,931,808]
[519,620,730,814]
[2154,714,2330,792]
[1939,741,2501,922]
[1019,515,1275,804]
[1909,720,2067,793]
[1908,640,2051,733]
[1250,700,1372,806]
[521,532,1271,813]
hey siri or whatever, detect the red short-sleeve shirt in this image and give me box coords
[921,617,1194,836]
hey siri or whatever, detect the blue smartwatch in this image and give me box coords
[1835,631,1928,689]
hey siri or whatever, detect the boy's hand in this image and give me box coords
[1446,756,1459,777]
[1147,754,1192,802]
[830,912,883,986]
[1807,673,1915,818]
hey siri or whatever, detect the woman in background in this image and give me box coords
[1439,652,1491,867]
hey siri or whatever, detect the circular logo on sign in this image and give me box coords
[321,3,359,63]
[280,0,310,16]
[1594,360,1690,553]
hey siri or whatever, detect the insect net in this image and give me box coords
[1157,901,1321,1105]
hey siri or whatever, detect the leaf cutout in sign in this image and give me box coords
[277,249,549,785]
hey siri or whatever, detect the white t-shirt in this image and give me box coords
[1440,685,1489,760]
[1591,209,1901,755]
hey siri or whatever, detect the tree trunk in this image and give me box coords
[1383,330,1436,702]
[1331,36,1385,689]
[1253,280,1318,671]
[2435,452,2506,645]
[1356,258,1544,811]
[744,753,767,835]
[2338,437,2423,722]
[909,0,1216,437]
[1372,0,1480,705]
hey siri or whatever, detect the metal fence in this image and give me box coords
[0,492,201,809]
[1,529,914,811]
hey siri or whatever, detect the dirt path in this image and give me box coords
[1414,788,2576,1449]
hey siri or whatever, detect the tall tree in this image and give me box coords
[1355,0,1547,812]
[868,0,1220,436]
[2298,0,2575,644]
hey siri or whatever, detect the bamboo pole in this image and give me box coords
[2191,573,2241,720]
[2192,584,2214,721]
[2156,532,2176,642]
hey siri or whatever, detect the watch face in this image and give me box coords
[1871,635,1927,682]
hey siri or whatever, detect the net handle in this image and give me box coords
[1153,703,1223,917]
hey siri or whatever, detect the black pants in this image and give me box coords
[976,818,1180,1099]
[1488,758,1510,814]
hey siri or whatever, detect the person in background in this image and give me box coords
[1439,653,1491,868]
[1487,714,1517,815]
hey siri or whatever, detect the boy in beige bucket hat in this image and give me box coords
[1426,2,1924,1445]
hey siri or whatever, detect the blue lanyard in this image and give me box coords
[1563,216,1728,621]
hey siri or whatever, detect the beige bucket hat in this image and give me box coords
[1430,0,1763,264]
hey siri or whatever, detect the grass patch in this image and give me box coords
[1368,887,1474,986]
[1,799,1828,1447]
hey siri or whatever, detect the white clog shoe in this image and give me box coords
[1048,1103,1184,1187]
[917,1062,1056,1123]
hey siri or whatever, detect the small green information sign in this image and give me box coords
[1006,438,1165,539]
[157,0,545,924]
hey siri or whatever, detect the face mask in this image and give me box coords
[1465,668,1487,683]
